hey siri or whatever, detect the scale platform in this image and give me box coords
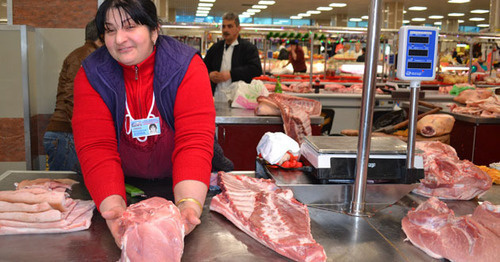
[300,136,424,184]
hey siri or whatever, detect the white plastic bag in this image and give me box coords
[231,80,269,109]
[256,132,300,165]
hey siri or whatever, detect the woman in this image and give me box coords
[284,41,307,73]
[72,0,215,246]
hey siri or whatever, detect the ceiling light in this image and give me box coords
[196,10,209,14]
[239,15,251,18]
[317,7,333,11]
[242,12,252,16]
[197,7,211,10]
[434,22,442,25]
[403,10,407,14]
[429,15,444,19]
[307,10,321,14]
[456,43,467,47]
[477,24,489,27]
[199,0,216,2]
[408,6,427,11]
[448,13,464,16]
[350,18,362,22]
[361,16,369,19]
[458,20,464,23]
[198,3,213,7]
[471,9,489,14]
[412,18,426,21]
[196,13,208,17]
[469,17,485,21]
[247,9,261,13]
[403,20,410,24]
[258,1,275,5]
[448,0,470,3]
[252,5,267,9]
[329,3,347,8]
[290,16,302,19]
[298,13,311,17]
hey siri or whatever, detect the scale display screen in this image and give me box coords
[397,26,439,81]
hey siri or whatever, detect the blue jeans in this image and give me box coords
[43,131,81,174]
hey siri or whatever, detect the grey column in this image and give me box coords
[491,0,500,33]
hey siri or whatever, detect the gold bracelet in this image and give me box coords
[176,198,203,210]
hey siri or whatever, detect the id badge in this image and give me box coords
[131,117,161,138]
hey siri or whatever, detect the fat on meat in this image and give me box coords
[453,89,493,104]
[255,93,322,144]
[416,114,455,137]
[0,200,52,213]
[16,178,79,192]
[0,190,68,211]
[414,141,492,200]
[0,200,95,235]
[210,172,327,262]
[402,197,500,262]
[118,197,184,262]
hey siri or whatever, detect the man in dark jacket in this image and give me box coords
[203,12,262,101]
[43,19,102,173]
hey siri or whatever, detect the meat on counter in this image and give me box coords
[416,114,455,137]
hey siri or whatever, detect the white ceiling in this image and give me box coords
[170,0,492,27]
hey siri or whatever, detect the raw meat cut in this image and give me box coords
[210,172,326,262]
[0,190,69,211]
[0,200,52,213]
[414,141,492,200]
[255,93,322,144]
[402,197,500,262]
[118,197,184,262]
[16,178,79,192]
[0,200,95,235]
[0,209,62,222]
[453,88,493,104]
[416,114,455,137]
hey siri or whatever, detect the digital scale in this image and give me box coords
[300,136,424,184]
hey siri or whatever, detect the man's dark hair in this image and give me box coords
[222,12,240,26]
[85,19,99,41]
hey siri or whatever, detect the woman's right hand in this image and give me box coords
[99,195,127,248]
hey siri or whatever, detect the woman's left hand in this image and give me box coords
[178,201,202,235]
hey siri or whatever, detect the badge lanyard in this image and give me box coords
[125,94,161,142]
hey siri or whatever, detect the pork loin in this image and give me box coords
[402,197,500,262]
[416,114,455,137]
[210,172,327,262]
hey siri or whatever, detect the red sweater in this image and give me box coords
[73,52,215,209]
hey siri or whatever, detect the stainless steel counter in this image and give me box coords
[0,170,498,262]
[215,102,324,125]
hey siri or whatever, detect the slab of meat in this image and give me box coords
[255,93,322,144]
[210,172,326,262]
[453,89,493,104]
[402,197,500,262]
[15,178,79,192]
[0,190,68,211]
[416,114,455,137]
[414,141,492,200]
[0,200,95,235]
[118,197,184,262]
[0,200,52,213]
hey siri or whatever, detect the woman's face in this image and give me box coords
[104,8,158,66]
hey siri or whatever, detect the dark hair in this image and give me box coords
[149,123,157,130]
[222,12,240,27]
[85,19,99,41]
[95,0,159,42]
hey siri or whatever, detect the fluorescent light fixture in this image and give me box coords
[290,16,302,19]
[258,1,275,5]
[403,20,410,23]
[403,10,407,14]
[429,15,444,19]
[471,9,489,14]
[247,9,261,13]
[252,5,267,9]
[298,13,311,17]
[408,6,427,11]
[361,16,369,19]
[317,7,333,11]
[239,15,251,18]
[197,7,211,10]
[477,24,489,27]
[469,17,485,21]
[196,13,208,17]
[198,3,213,7]
[456,44,467,47]
[458,20,464,23]
[196,10,209,14]
[307,10,321,14]
[448,0,470,3]
[329,3,347,8]
[349,18,362,22]
[199,0,216,2]
[448,13,464,16]
[434,22,442,25]
[442,66,469,71]
[412,18,426,21]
